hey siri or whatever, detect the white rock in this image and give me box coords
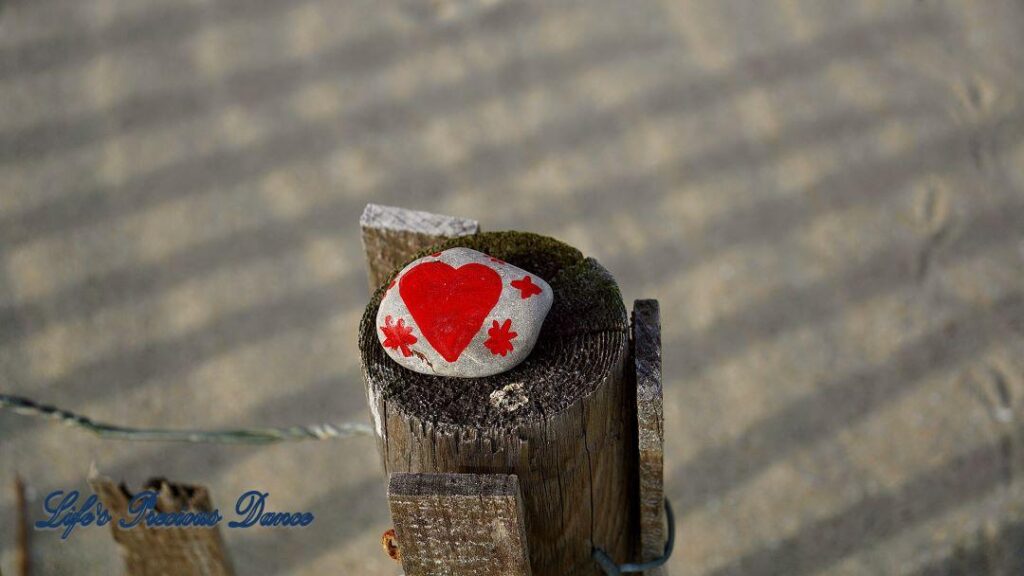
[375,247,554,377]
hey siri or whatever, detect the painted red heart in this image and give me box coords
[399,261,502,363]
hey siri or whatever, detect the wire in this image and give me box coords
[0,393,374,444]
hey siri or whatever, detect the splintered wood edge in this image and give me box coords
[633,299,667,573]
[388,473,532,576]
[360,203,480,292]
[360,204,480,236]
[88,472,213,513]
[88,471,235,576]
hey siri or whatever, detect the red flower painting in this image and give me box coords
[380,315,418,357]
[510,275,543,299]
[484,319,517,356]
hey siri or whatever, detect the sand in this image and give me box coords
[1,0,1023,573]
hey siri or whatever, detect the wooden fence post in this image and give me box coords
[89,472,234,576]
[359,205,642,575]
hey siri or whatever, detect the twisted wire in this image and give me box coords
[0,393,373,444]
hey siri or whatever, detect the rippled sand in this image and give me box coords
[1,1,1022,574]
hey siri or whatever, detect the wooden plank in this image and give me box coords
[359,203,479,292]
[89,472,235,576]
[388,473,532,576]
[633,299,667,575]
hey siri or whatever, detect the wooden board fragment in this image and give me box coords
[88,472,234,576]
[388,473,531,576]
[633,299,667,575]
[14,474,30,576]
[360,203,479,292]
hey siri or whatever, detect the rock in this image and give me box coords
[375,247,554,377]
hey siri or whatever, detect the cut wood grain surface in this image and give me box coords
[388,473,532,576]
